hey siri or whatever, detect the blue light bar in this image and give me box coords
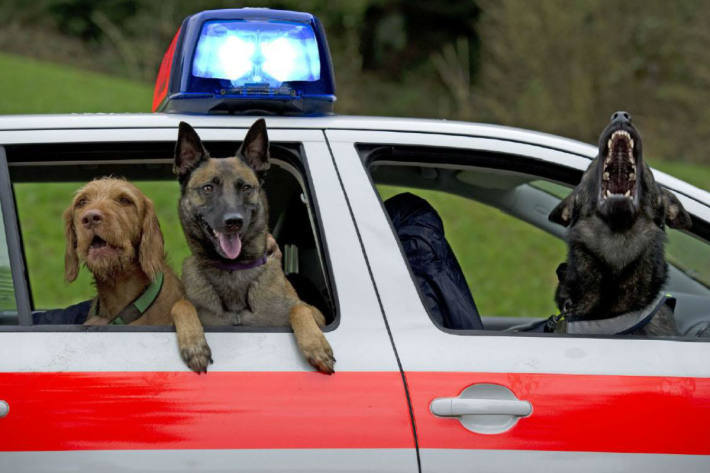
[153,8,336,115]
[192,20,321,87]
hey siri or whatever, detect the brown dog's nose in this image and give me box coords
[81,209,103,229]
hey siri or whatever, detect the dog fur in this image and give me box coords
[64,177,212,371]
[549,111,691,335]
[174,119,335,373]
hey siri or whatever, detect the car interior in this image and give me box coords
[0,141,335,328]
[365,144,710,336]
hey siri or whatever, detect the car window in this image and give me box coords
[376,183,564,318]
[0,209,16,313]
[667,230,710,287]
[6,140,335,329]
[366,146,710,337]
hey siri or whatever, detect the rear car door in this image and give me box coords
[327,128,710,472]
[0,124,417,472]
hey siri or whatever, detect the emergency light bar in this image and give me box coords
[152,8,336,115]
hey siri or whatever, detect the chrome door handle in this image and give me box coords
[429,383,532,434]
[0,400,9,418]
[430,397,531,417]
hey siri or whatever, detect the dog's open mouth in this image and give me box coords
[90,235,107,250]
[201,219,242,260]
[87,235,120,258]
[602,130,636,200]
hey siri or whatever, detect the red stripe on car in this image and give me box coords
[0,371,413,451]
[408,371,710,455]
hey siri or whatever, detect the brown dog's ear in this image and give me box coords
[63,207,79,282]
[174,122,208,177]
[661,188,692,230]
[549,191,577,227]
[238,118,270,172]
[138,197,165,281]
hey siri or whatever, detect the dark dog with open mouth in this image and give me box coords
[174,119,335,373]
[548,111,692,335]
[64,177,212,371]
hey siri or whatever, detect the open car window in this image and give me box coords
[364,144,710,336]
[4,140,336,329]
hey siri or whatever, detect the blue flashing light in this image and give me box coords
[192,20,321,87]
[155,8,336,115]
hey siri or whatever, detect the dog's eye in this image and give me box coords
[240,183,253,192]
[118,196,133,206]
[202,184,214,193]
[75,198,87,208]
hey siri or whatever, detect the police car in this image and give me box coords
[1,8,709,473]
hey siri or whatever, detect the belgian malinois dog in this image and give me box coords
[174,119,335,373]
[549,111,691,335]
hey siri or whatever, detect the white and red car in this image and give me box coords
[0,8,709,472]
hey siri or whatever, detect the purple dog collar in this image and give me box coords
[213,254,268,271]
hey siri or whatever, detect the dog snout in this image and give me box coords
[81,209,103,229]
[610,111,631,123]
[223,212,244,231]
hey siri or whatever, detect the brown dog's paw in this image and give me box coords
[301,332,335,374]
[179,336,213,373]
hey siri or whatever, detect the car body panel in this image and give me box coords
[0,127,418,472]
[325,128,710,471]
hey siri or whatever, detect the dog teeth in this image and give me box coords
[604,190,611,198]
[625,190,631,197]
[607,139,612,149]
[603,172,610,181]
[629,172,635,181]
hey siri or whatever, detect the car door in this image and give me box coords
[0,125,418,472]
[326,128,710,472]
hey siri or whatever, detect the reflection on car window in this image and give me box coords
[667,230,710,287]
[377,184,564,317]
[0,209,16,311]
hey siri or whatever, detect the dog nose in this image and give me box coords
[611,111,631,123]
[223,213,244,230]
[81,209,103,229]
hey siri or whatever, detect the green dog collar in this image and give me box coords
[105,272,164,325]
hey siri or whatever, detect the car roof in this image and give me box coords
[0,113,595,153]
[0,113,708,206]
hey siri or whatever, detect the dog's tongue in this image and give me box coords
[216,232,242,259]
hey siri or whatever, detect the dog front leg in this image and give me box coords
[290,303,334,374]
[170,298,213,373]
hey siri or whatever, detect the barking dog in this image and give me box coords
[548,111,691,335]
[64,177,212,371]
[174,119,335,373]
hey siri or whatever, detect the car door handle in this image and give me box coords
[430,397,531,417]
[429,383,532,434]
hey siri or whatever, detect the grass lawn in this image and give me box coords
[1,53,708,316]
[0,52,152,114]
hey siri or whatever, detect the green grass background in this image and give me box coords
[1,52,708,316]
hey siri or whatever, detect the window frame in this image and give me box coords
[0,145,31,324]
[0,136,340,332]
[359,141,710,339]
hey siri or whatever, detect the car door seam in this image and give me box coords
[322,131,422,473]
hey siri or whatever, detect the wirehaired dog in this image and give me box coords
[64,177,212,371]
[174,119,335,373]
[548,111,691,335]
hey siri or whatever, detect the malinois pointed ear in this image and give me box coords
[661,188,692,230]
[174,122,209,177]
[239,118,270,172]
[549,191,577,227]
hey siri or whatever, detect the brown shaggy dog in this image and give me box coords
[63,177,212,372]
